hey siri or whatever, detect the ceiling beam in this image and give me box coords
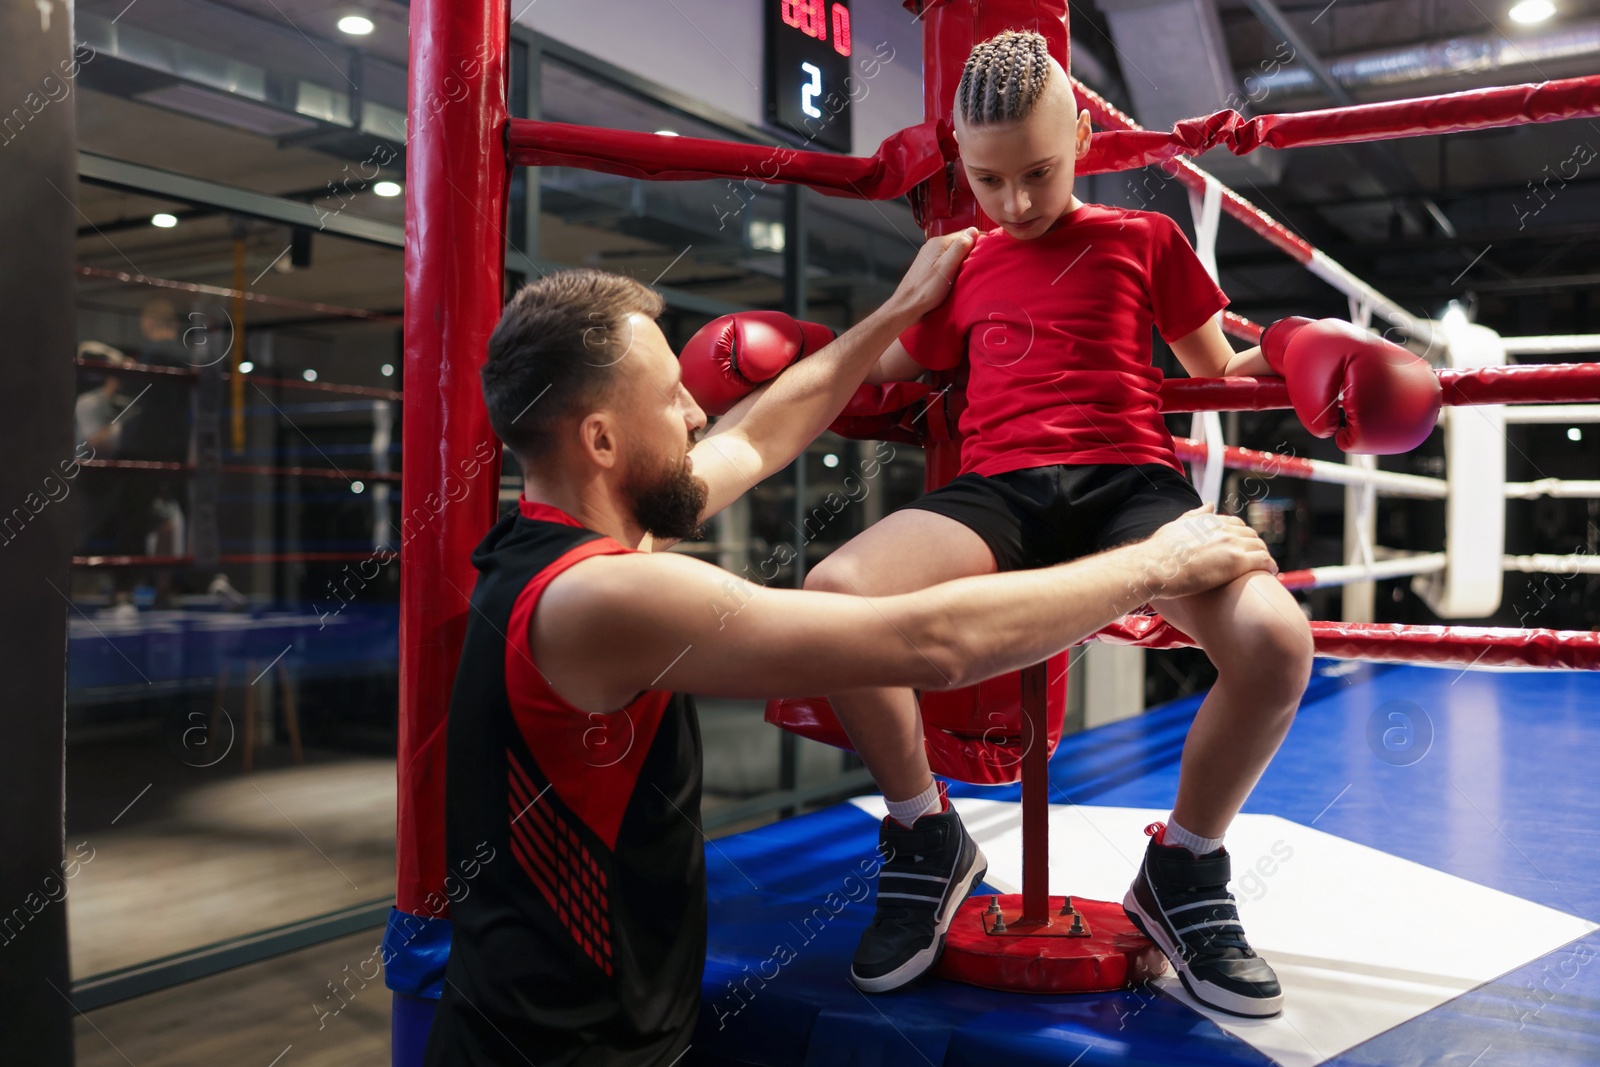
[1238,0,1459,238]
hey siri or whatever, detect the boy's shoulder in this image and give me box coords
[971,203,1179,249]
[1069,202,1180,235]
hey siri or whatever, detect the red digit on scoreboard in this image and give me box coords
[831,3,851,56]
[781,0,847,51]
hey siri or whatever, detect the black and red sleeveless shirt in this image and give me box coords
[423,499,704,1066]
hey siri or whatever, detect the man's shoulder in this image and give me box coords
[537,546,682,613]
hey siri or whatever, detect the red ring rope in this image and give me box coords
[505,75,1600,210]
[1158,363,1600,413]
[76,266,401,322]
[1098,614,1600,670]
[78,458,399,482]
[72,551,382,568]
[76,356,402,401]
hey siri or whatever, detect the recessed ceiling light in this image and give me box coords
[338,14,375,35]
[351,480,366,494]
[373,180,402,197]
[1509,0,1555,24]
[1568,427,1583,442]
[238,361,254,374]
[151,213,178,228]
[303,368,318,382]
[380,363,394,377]
[655,129,680,137]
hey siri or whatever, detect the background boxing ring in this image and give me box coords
[394,0,1600,1063]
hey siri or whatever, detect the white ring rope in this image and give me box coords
[1503,404,1600,425]
[1505,479,1600,500]
[1501,335,1600,357]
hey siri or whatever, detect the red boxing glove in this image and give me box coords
[1261,316,1442,454]
[679,311,835,416]
[827,380,933,444]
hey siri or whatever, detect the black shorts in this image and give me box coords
[899,463,1203,573]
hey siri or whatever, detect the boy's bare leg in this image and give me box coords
[809,509,999,993]
[1125,569,1309,1017]
[803,508,997,801]
[1150,570,1314,838]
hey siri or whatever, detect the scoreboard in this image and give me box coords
[764,0,853,153]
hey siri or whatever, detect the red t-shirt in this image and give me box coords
[899,203,1229,478]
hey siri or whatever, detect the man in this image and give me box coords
[119,298,193,465]
[118,299,195,605]
[422,233,1274,1066]
[72,346,130,558]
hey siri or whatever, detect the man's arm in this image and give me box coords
[683,303,919,524]
[536,508,1273,712]
[1169,316,1270,378]
[685,230,978,525]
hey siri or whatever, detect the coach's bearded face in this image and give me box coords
[623,430,707,542]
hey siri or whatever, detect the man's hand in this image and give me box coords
[1136,506,1277,601]
[883,228,981,320]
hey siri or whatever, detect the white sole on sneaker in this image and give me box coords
[851,846,989,993]
[1122,885,1284,1018]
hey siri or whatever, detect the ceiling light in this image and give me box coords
[351,480,366,494]
[238,361,254,374]
[1509,0,1555,24]
[151,213,178,228]
[1568,427,1583,442]
[303,368,318,382]
[380,363,394,377]
[822,453,840,468]
[373,180,402,197]
[338,14,375,35]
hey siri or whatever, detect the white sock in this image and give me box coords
[1164,816,1225,856]
[885,779,941,828]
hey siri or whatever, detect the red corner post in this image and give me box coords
[908,1,1162,991]
[909,0,1072,926]
[395,0,508,1033]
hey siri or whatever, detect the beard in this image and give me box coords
[623,443,708,541]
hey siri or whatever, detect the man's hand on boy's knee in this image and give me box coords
[1129,506,1276,602]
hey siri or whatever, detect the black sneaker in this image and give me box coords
[850,799,987,993]
[1122,822,1284,1017]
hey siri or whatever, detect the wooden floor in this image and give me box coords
[67,757,397,978]
[62,698,850,1063]
[75,930,391,1067]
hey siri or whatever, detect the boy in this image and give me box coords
[807,30,1309,1017]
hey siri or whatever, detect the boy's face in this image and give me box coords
[955,79,1091,241]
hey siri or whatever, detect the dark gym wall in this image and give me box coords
[0,0,80,1061]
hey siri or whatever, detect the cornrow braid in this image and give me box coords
[956,29,1054,126]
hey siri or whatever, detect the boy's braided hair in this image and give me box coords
[956,29,1058,127]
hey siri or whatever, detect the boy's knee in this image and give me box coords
[804,554,864,596]
[1256,611,1314,696]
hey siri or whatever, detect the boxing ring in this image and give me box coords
[393,0,1600,1063]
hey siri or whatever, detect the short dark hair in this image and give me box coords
[482,269,664,462]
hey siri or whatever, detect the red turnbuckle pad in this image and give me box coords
[936,894,1168,993]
